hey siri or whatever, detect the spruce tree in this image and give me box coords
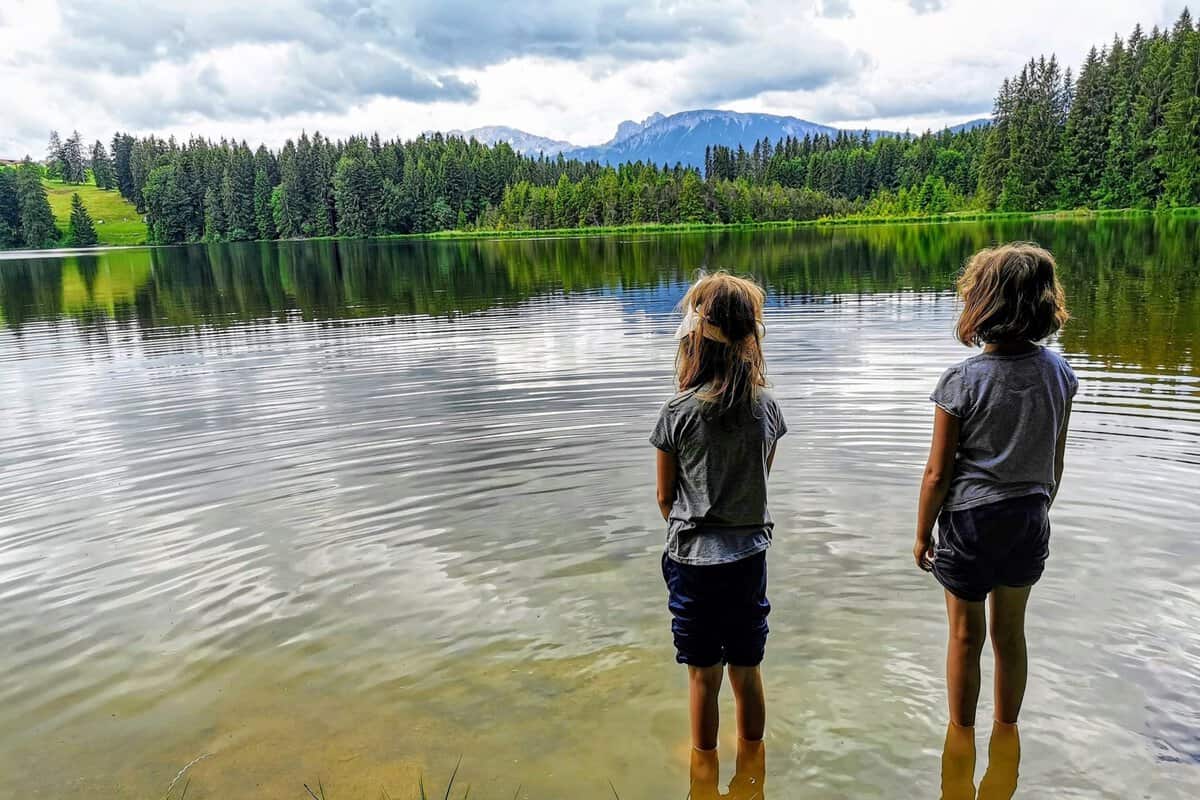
[1159,19,1200,205]
[111,133,136,200]
[253,168,277,239]
[333,141,384,237]
[142,164,190,244]
[203,185,226,241]
[46,131,66,181]
[90,141,115,190]
[0,168,21,248]
[1097,26,1151,208]
[15,159,59,247]
[67,193,98,246]
[1125,32,1173,205]
[63,131,86,184]
[1058,47,1112,206]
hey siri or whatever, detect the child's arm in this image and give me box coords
[656,448,678,521]
[914,407,961,571]
[767,442,778,475]
[1050,400,1072,506]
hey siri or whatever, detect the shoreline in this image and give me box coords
[3,206,1198,255]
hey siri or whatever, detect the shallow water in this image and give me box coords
[0,221,1197,799]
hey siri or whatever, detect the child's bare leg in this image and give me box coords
[944,590,987,727]
[989,585,1032,724]
[726,664,766,741]
[688,664,724,750]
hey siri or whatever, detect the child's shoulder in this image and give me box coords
[943,346,1076,385]
[756,386,782,410]
[661,387,701,413]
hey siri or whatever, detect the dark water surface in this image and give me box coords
[0,221,1197,799]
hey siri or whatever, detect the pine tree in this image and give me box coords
[0,168,21,248]
[1159,18,1200,205]
[63,131,87,184]
[1126,32,1174,205]
[1098,27,1147,207]
[142,164,190,244]
[1058,47,1111,206]
[15,159,58,247]
[46,131,66,181]
[253,168,276,239]
[90,141,115,190]
[678,170,707,222]
[203,185,226,241]
[333,140,384,237]
[111,133,136,200]
[67,193,98,246]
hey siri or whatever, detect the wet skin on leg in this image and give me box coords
[688,663,724,751]
[944,589,987,727]
[989,585,1033,725]
[726,664,766,742]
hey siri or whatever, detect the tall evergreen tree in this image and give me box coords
[0,168,21,249]
[333,140,384,238]
[62,131,87,184]
[111,133,136,200]
[90,141,115,190]
[67,193,98,246]
[1159,16,1200,205]
[1057,47,1112,206]
[1125,31,1174,205]
[142,164,190,244]
[46,131,66,181]
[15,160,58,247]
[253,168,277,239]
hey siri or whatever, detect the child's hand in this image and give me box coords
[913,536,935,572]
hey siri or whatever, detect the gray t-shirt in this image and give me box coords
[931,346,1078,511]
[650,388,787,565]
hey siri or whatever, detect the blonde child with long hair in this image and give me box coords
[651,272,786,771]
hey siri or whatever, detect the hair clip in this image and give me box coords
[674,305,765,343]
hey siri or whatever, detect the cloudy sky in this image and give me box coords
[0,0,1189,157]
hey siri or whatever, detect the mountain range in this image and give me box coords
[445,110,990,167]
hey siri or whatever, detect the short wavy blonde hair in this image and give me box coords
[956,243,1070,346]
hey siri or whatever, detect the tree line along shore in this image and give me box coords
[1,10,1198,251]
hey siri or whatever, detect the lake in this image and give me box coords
[0,221,1197,799]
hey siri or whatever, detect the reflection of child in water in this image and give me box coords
[941,721,1021,800]
[690,737,766,800]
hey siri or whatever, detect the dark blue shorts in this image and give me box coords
[933,493,1051,603]
[661,551,770,667]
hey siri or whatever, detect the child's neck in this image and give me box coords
[983,340,1037,356]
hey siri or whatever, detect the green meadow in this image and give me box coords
[42,179,147,246]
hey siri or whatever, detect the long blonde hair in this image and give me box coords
[675,271,768,417]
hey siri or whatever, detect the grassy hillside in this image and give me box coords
[43,179,147,246]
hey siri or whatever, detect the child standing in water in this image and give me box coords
[915,243,1077,733]
[651,272,786,768]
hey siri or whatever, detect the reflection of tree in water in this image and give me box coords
[0,219,1196,373]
